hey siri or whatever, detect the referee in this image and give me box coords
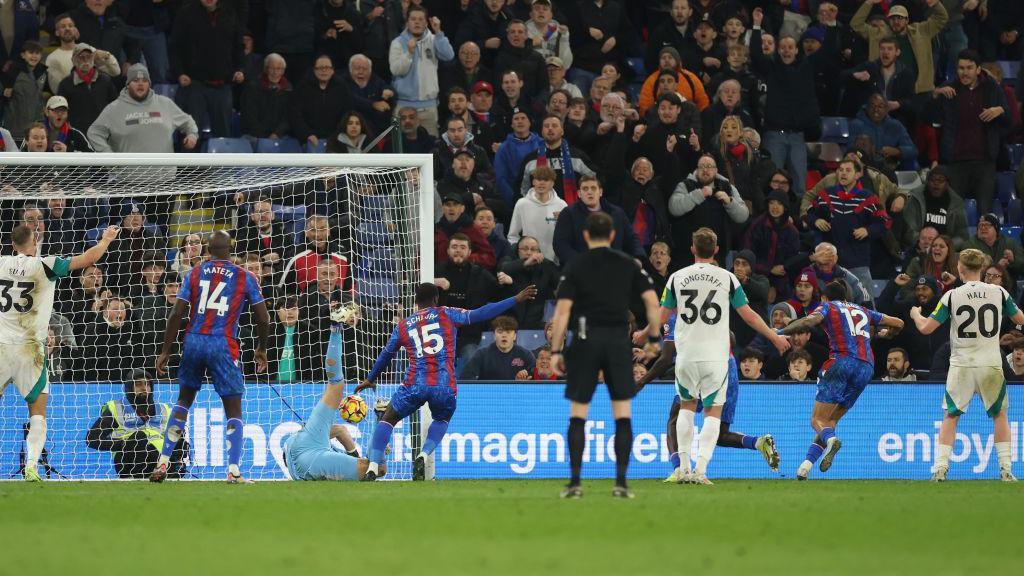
[550,210,662,499]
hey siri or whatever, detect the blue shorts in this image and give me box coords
[178,334,245,397]
[675,358,739,424]
[816,356,874,409]
[391,383,457,422]
[285,401,359,481]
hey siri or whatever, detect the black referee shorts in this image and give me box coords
[564,327,635,403]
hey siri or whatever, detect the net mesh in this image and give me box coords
[0,157,430,480]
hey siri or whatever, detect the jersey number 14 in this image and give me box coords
[197,279,230,317]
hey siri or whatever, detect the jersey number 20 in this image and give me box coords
[409,323,444,357]
[955,304,998,338]
[0,280,35,313]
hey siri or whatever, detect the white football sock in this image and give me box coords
[676,409,695,471]
[26,415,46,471]
[996,442,1012,469]
[935,443,952,469]
[695,416,721,476]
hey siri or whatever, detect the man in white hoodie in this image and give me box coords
[507,165,566,263]
[389,6,454,137]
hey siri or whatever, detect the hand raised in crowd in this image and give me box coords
[632,124,647,143]
[429,17,442,34]
[434,277,451,291]
[941,271,957,286]
[752,7,764,26]
[666,134,677,152]
[852,70,871,82]
[714,190,731,204]
[183,134,198,150]
[688,129,700,151]
[894,273,911,287]
[496,272,513,285]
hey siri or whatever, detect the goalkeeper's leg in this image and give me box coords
[321,324,347,410]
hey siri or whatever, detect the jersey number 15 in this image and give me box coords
[409,323,444,358]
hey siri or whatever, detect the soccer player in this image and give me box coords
[0,223,119,482]
[151,231,271,483]
[911,248,1024,482]
[284,304,385,481]
[637,318,779,483]
[660,228,790,485]
[355,282,537,481]
[780,280,903,481]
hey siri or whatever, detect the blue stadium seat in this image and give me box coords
[998,60,1020,81]
[968,226,977,238]
[480,331,494,348]
[152,83,178,100]
[806,142,844,163]
[230,111,242,138]
[306,140,327,153]
[360,249,397,277]
[354,222,392,249]
[820,117,850,144]
[543,299,556,322]
[272,203,307,245]
[992,201,1004,223]
[1008,199,1023,226]
[997,171,1016,204]
[1008,143,1024,168]
[625,57,646,80]
[1001,226,1022,240]
[625,83,641,104]
[964,198,978,225]
[356,276,399,303]
[516,330,546,349]
[256,137,303,153]
[206,137,253,154]
[869,280,887,299]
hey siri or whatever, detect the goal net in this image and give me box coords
[0,153,433,481]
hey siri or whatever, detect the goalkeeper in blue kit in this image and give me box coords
[284,303,385,481]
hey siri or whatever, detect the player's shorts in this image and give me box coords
[945,365,1008,418]
[178,334,245,397]
[564,327,635,403]
[682,357,739,423]
[391,383,457,421]
[815,356,874,408]
[284,401,360,481]
[674,359,729,409]
[0,342,48,404]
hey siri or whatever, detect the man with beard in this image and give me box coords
[667,152,748,266]
[434,192,496,270]
[517,114,596,204]
[881,348,916,381]
[902,166,969,249]
[86,369,188,479]
[439,150,509,227]
[634,92,701,181]
[42,96,93,153]
[434,234,502,365]
[839,36,916,121]
[234,197,289,281]
[431,116,494,184]
[57,43,120,133]
[877,275,948,371]
[46,15,120,94]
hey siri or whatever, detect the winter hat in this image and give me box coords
[801,26,825,44]
[127,63,151,83]
[916,275,940,293]
[771,301,796,320]
[658,46,682,66]
[795,267,819,289]
[734,249,757,267]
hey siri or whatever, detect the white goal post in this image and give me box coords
[0,152,433,481]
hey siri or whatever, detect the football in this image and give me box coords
[331,301,361,326]
[340,394,369,423]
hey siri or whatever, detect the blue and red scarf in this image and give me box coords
[536,140,578,205]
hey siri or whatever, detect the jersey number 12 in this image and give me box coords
[841,307,871,339]
[196,279,230,316]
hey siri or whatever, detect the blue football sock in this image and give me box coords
[420,420,449,457]
[806,442,825,464]
[325,327,344,383]
[819,427,836,444]
[670,452,681,470]
[159,404,189,462]
[369,422,394,464]
[741,435,758,450]
[226,418,244,470]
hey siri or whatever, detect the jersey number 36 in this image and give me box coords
[678,289,722,325]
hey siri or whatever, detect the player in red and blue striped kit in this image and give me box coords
[355,282,537,481]
[151,231,271,483]
[779,280,903,480]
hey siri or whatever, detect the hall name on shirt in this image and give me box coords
[678,273,724,289]
[963,290,988,300]
[203,266,236,278]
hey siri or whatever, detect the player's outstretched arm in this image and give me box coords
[778,311,825,335]
[739,304,791,354]
[466,285,538,324]
[155,300,189,376]
[910,306,941,335]
[252,301,271,373]
[69,225,119,271]
[637,340,676,391]
[875,314,905,339]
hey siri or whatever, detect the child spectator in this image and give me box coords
[738,348,765,381]
[784,349,814,382]
[2,40,47,140]
[507,166,566,262]
[460,316,536,380]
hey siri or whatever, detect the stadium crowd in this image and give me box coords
[2,0,1024,384]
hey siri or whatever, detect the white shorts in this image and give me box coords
[675,359,729,408]
[945,365,1008,418]
[0,341,48,404]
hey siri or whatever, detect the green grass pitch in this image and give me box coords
[2,479,1022,575]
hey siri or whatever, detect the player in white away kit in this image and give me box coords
[911,248,1023,482]
[660,228,790,484]
[0,223,119,482]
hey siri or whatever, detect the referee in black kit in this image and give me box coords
[549,210,662,499]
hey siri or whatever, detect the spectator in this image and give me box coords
[46,13,120,94]
[805,159,890,294]
[170,233,203,282]
[981,1,1024,62]
[799,147,900,218]
[461,316,535,380]
[241,54,292,140]
[83,295,140,382]
[346,54,394,133]
[475,205,512,265]
[42,96,92,152]
[448,86,499,156]
[850,93,918,172]
[902,166,969,249]
[507,166,566,261]
[439,41,492,98]
[290,54,352,150]
[731,249,770,348]
[438,149,508,227]
[279,214,350,294]
[1004,341,1024,382]
[20,122,50,152]
[296,258,347,381]
[57,43,119,133]
[983,262,1014,294]
[668,153,749,266]
[713,115,763,214]
[769,324,827,378]
[603,154,673,255]
[692,15,726,83]
[88,64,199,153]
[434,191,496,270]
[327,110,375,153]
[316,0,364,69]
[745,190,800,301]
[571,0,638,95]
[493,109,542,205]
[234,198,288,278]
[882,348,917,381]
[494,69,537,130]
[876,275,948,371]
[643,240,672,296]
[634,91,701,181]
[359,0,405,81]
[898,234,959,297]
[265,0,318,85]
[738,348,765,380]
[532,345,560,380]
[44,197,84,255]
[964,213,1024,285]
[389,6,454,137]
[517,115,597,204]
[132,254,166,303]
[493,20,547,100]
[639,46,709,117]
[931,49,1011,216]
[783,349,814,382]
[552,175,643,265]
[71,0,127,71]
[786,268,822,318]
[850,0,948,97]
[526,0,571,67]
[707,44,761,124]
[499,235,559,329]
[542,57,582,101]
[434,233,501,364]
[839,36,916,121]
[396,105,436,153]
[58,263,106,331]
[137,277,178,366]
[805,242,871,305]
[106,202,160,290]
[432,116,494,182]
[645,0,698,74]
[702,79,754,142]
[2,40,46,140]
[269,295,315,382]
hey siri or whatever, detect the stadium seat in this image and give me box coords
[516,330,546,349]
[625,83,641,104]
[992,201,1004,223]
[625,57,645,79]
[896,171,923,191]
[543,299,556,322]
[306,140,327,153]
[820,117,850,144]
[968,226,976,238]
[356,276,399,303]
[360,249,397,276]
[272,203,307,245]
[480,331,494,348]
[965,198,978,225]
[869,280,887,299]
[152,83,178,100]
[1008,199,1023,226]
[206,137,253,154]
[998,60,1020,82]
[1001,225,1022,240]
[806,142,844,163]
[1008,143,1024,168]
[230,111,242,138]
[256,137,303,153]
[354,222,392,248]
[997,172,1016,204]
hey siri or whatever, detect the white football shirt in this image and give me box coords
[660,263,747,363]
[0,254,71,344]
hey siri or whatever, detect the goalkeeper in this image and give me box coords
[283,303,385,481]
